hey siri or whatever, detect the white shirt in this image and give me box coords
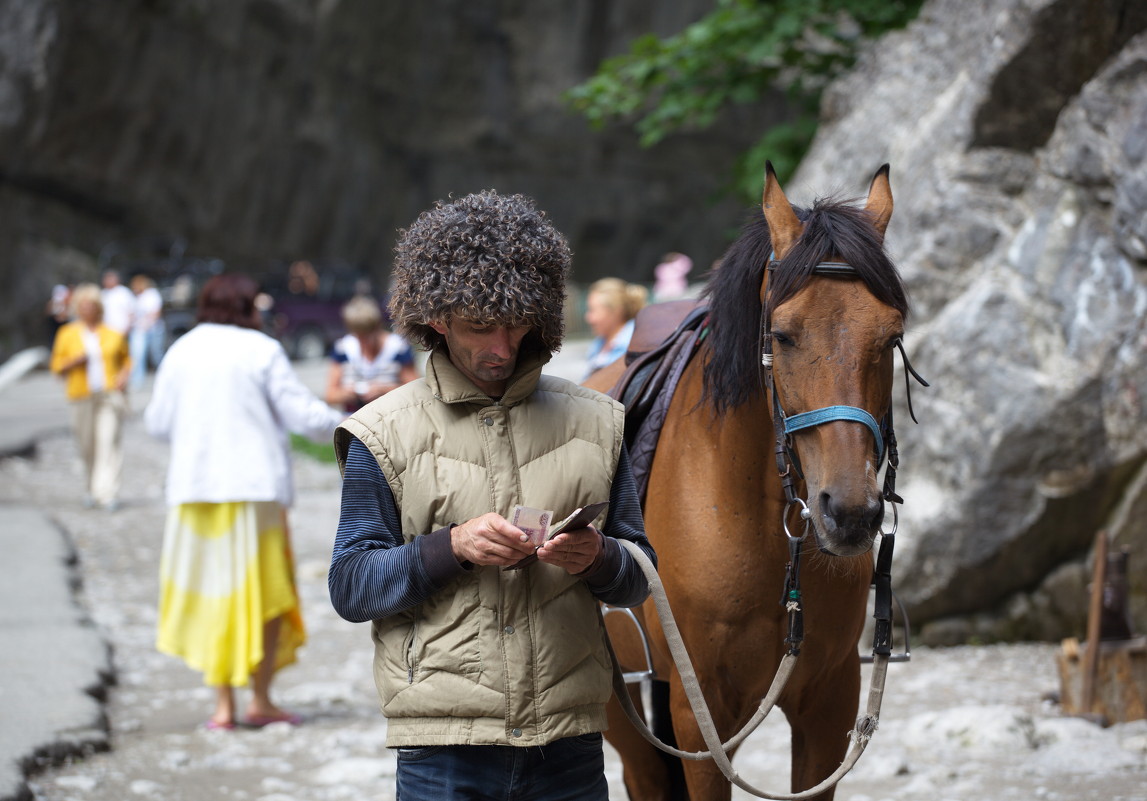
[331,332,413,391]
[81,327,105,393]
[144,323,346,506]
[132,287,163,332]
[101,285,136,334]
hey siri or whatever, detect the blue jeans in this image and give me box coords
[129,323,165,390]
[395,733,608,801]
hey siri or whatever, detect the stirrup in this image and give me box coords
[603,604,658,731]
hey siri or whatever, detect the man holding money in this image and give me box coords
[328,190,655,800]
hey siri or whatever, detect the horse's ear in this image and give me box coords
[762,161,802,260]
[864,164,893,241]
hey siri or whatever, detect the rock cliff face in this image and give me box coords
[0,0,781,354]
[793,0,1147,642]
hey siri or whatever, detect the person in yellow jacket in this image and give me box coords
[49,282,131,510]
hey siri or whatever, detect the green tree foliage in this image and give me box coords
[566,0,923,200]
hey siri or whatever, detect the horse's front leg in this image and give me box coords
[666,666,737,801]
[785,657,861,801]
[663,618,774,801]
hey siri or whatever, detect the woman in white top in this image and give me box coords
[128,273,165,390]
[145,273,345,731]
[324,295,418,412]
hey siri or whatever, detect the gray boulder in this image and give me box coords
[793,0,1147,642]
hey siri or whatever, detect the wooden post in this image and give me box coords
[1081,529,1109,714]
[1058,536,1146,724]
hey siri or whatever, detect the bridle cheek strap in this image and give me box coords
[783,406,884,464]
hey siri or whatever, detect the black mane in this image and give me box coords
[700,197,909,414]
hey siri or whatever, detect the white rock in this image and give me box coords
[311,757,393,785]
[129,779,162,795]
[55,775,99,791]
[900,705,1035,752]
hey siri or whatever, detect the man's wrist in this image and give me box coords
[574,530,610,579]
[425,525,471,581]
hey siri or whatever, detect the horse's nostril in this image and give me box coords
[819,491,884,529]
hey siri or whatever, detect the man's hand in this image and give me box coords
[537,526,603,575]
[450,513,537,567]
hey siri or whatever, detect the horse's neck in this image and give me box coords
[677,357,791,508]
[690,347,776,442]
[650,359,795,581]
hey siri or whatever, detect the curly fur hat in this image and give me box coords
[389,190,571,354]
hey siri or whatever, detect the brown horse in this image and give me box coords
[589,164,910,800]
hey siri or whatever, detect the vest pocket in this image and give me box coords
[403,623,417,683]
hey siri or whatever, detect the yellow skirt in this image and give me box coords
[157,501,306,687]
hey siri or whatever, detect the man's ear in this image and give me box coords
[429,320,448,336]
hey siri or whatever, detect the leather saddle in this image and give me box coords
[611,300,707,432]
[607,299,708,501]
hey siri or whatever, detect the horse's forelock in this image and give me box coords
[700,198,909,414]
[770,199,909,320]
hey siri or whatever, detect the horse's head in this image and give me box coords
[761,164,908,557]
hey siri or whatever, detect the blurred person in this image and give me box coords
[324,295,418,412]
[328,191,654,800]
[128,274,165,390]
[287,259,319,295]
[652,251,693,301]
[583,277,648,379]
[44,282,72,344]
[49,283,132,510]
[100,269,135,334]
[144,273,345,731]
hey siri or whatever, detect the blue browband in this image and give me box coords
[783,406,884,463]
[766,251,886,463]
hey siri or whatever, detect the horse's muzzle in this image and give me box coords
[814,491,883,556]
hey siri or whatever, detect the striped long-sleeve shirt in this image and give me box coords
[329,436,656,623]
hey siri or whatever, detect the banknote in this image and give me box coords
[511,505,553,547]
[504,501,610,570]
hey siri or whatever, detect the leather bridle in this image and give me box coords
[760,257,929,658]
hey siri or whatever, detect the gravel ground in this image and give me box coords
[3,407,1145,801]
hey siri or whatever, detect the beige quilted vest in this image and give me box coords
[335,348,624,747]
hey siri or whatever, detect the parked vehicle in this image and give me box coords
[109,248,374,362]
[259,261,375,360]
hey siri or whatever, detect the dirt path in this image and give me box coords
[3,413,1144,801]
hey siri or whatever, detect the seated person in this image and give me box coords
[325,295,418,411]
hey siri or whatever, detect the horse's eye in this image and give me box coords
[772,331,795,347]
